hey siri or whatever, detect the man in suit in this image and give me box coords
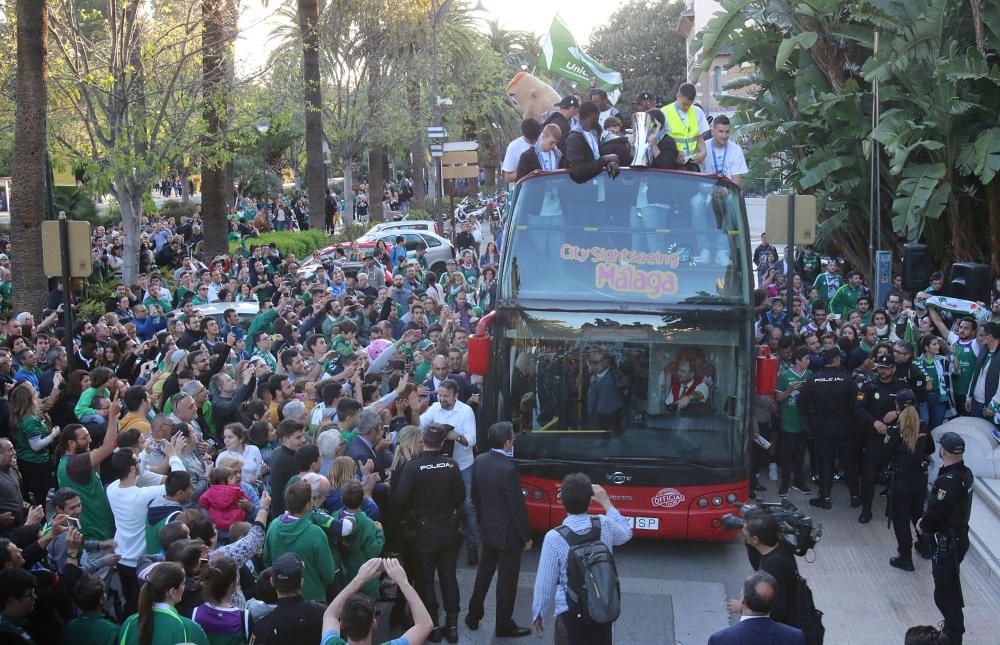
[345,409,393,478]
[965,321,1000,419]
[423,355,475,404]
[465,421,532,638]
[516,123,564,181]
[709,572,805,645]
[587,350,624,435]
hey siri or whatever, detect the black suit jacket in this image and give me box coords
[566,130,608,184]
[516,146,564,181]
[708,617,805,645]
[471,450,530,551]
[968,344,1000,401]
[541,111,571,155]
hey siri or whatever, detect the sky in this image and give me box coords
[234,0,617,76]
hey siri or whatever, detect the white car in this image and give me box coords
[366,219,441,236]
[169,301,260,326]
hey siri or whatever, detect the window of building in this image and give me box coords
[713,66,724,93]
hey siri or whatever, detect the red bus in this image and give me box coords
[469,168,753,540]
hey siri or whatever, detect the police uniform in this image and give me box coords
[854,355,910,522]
[799,353,859,507]
[920,432,974,645]
[392,425,466,641]
[884,390,934,569]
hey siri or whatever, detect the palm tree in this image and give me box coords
[12,0,50,317]
[298,0,326,232]
[201,0,229,258]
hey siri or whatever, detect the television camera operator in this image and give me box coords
[730,513,799,627]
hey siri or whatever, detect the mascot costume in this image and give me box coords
[506,71,561,121]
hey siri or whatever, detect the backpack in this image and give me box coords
[556,517,621,625]
[789,572,825,645]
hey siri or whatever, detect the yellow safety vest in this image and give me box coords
[662,101,701,159]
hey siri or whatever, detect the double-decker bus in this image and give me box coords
[469,167,753,540]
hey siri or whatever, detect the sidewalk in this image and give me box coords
[785,483,1000,644]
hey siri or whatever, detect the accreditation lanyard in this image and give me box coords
[534,142,555,171]
[573,126,600,159]
[712,142,729,176]
[674,104,693,157]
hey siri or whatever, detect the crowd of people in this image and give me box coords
[0,77,989,645]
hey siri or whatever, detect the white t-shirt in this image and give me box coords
[699,140,748,179]
[215,445,263,483]
[419,400,477,470]
[107,456,185,567]
[501,137,533,174]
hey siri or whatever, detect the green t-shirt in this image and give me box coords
[16,415,51,464]
[776,367,812,433]
[952,339,979,396]
[57,455,115,541]
[321,632,405,645]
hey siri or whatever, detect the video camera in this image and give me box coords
[720,498,822,556]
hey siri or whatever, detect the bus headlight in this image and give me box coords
[726,493,737,504]
[697,498,709,508]
[712,496,723,507]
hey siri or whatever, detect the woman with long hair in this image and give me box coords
[323,456,379,518]
[917,335,949,430]
[191,557,251,645]
[884,390,934,571]
[388,425,424,628]
[214,424,263,485]
[9,382,60,504]
[118,561,209,645]
[479,240,500,268]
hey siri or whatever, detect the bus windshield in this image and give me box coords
[501,310,750,469]
[503,170,748,305]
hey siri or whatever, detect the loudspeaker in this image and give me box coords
[902,244,932,291]
[948,263,991,303]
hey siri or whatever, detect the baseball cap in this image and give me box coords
[875,354,895,368]
[939,431,965,455]
[417,339,434,352]
[554,95,580,109]
[635,90,653,102]
[423,424,449,445]
[446,257,457,265]
[895,389,916,407]
[272,552,304,589]
[170,349,188,366]
[15,312,31,325]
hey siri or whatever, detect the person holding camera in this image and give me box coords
[734,512,799,627]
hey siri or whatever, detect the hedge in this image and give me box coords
[231,229,331,259]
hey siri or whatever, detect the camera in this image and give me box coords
[720,498,821,556]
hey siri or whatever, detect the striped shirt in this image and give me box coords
[531,507,633,621]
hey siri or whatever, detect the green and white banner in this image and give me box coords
[537,15,623,104]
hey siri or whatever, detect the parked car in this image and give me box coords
[366,219,441,236]
[308,230,455,277]
[168,301,260,327]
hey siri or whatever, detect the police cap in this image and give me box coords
[874,354,895,368]
[939,431,965,455]
[896,389,916,407]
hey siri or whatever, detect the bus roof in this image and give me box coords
[515,166,741,190]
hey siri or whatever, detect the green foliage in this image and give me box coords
[158,199,197,221]
[231,229,331,259]
[587,0,688,110]
[53,187,97,220]
[696,0,1000,269]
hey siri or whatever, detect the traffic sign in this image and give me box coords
[426,126,448,140]
[764,194,817,244]
[441,150,478,165]
[442,165,479,180]
[42,219,92,277]
[430,151,444,158]
[443,141,479,152]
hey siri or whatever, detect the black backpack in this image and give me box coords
[556,517,621,625]
[789,572,825,645]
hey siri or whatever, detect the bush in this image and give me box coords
[159,199,197,220]
[231,229,331,259]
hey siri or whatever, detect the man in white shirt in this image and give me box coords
[106,446,187,616]
[501,118,542,183]
[419,378,480,564]
[699,115,748,186]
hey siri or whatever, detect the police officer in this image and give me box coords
[917,432,974,645]
[799,348,859,509]
[392,423,466,643]
[884,389,934,571]
[854,354,909,523]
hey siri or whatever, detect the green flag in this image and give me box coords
[536,15,623,104]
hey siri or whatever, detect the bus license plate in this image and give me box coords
[624,516,659,531]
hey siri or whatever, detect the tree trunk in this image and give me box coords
[343,154,354,228]
[298,0,326,236]
[115,178,144,286]
[987,180,1000,276]
[180,165,190,204]
[201,0,228,260]
[12,0,50,318]
[368,146,384,222]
